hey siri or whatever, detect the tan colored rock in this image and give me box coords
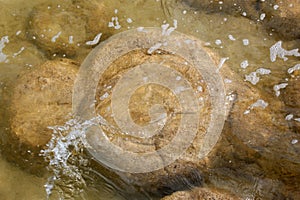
[27,0,111,58]
[161,187,240,200]
[3,27,298,198]
[1,59,78,175]
[10,58,78,146]
[73,28,295,198]
[3,58,78,173]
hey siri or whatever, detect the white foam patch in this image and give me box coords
[127,18,133,23]
[108,16,121,30]
[215,39,222,45]
[224,78,232,84]
[137,27,147,32]
[161,19,177,36]
[245,72,259,85]
[100,92,109,100]
[245,68,271,85]
[85,33,102,46]
[12,46,25,58]
[0,36,9,63]
[273,83,288,97]
[147,43,162,54]
[244,99,268,114]
[256,68,271,75]
[217,57,229,71]
[291,139,298,145]
[68,36,74,44]
[41,116,115,198]
[270,41,300,62]
[242,39,249,46]
[240,60,249,69]
[288,64,300,74]
[51,31,62,43]
[285,114,294,121]
[260,13,266,20]
[228,34,236,41]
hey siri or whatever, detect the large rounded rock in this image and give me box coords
[72,28,297,198]
[27,0,111,58]
[4,27,298,198]
[3,59,78,173]
[11,59,78,146]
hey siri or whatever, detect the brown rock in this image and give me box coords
[261,0,300,40]
[75,28,219,196]
[3,27,298,198]
[161,187,240,200]
[3,58,78,173]
[11,58,78,146]
[182,0,261,20]
[183,0,300,40]
[73,28,295,198]
[27,0,111,58]
[260,0,300,19]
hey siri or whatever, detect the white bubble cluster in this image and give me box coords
[270,41,300,62]
[41,117,102,198]
[245,68,271,85]
[0,36,9,63]
[244,99,268,114]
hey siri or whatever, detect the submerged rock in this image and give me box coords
[260,0,300,40]
[3,58,78,173]
[27,0,111,58]
[74,28,223,196]
[183,0,300,40]
[182,0,261,20]
[161,187,240,200]
[3,27,299,198]
[73,28,298,198]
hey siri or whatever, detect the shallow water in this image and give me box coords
[0,0,299,199]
